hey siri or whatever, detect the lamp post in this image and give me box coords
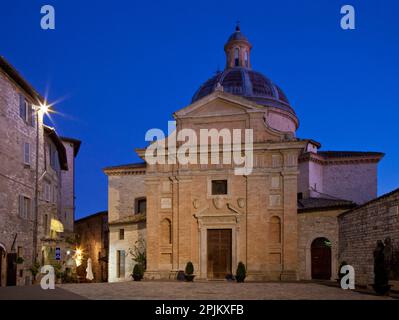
[32,102,50,265]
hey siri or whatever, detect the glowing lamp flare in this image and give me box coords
[73,247,83,267]
[39,102,50,114]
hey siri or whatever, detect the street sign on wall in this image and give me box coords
[55,247,61,261]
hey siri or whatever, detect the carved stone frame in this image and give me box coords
[194,205,242,279]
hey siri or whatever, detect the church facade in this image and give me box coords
[104,26,383,282]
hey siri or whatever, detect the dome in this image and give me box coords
[191,68,295,115]
[191,25,295,116]
[226,29,249,43]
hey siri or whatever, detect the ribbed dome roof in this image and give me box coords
[226,30,249,43]
[191,67,295,115]
[191,26,295,115]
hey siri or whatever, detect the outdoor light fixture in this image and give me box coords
[39,102,49,114]
[35,101,51,115]
[74,247,83,267]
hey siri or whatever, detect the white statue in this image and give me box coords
[86,258,94,281]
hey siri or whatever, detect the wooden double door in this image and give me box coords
[311,237,332,280]
[207,229,232,279]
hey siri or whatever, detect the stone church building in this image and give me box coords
[104,26,383,282]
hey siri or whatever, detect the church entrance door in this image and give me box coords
[311,237,332,280]
[207,229,232,279]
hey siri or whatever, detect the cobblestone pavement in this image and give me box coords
[59,281,393,300]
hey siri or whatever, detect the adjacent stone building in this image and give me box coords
[103,164,146,282]
[104,26,385,282]
[0,56,80,286]
[339,188,399,286]
[297,147,383,280]
[75,211,109,282]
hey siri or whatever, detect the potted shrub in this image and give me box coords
[30,262,41,284]
[16,257,24,264]
[184,261,195,282]
[132,264,144,281]
[236,261,246,283]
[52,263,64,284]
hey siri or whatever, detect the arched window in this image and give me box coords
[234,48,240,66]
[244,50,248,67]
[270,216,281,243]
[161,218,172,244]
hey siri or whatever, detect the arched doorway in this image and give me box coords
[311,237,332,280]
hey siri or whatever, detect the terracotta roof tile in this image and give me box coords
[298,197,356,212]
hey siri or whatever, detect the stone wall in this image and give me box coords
[74,212,108,282]
[108,174,146,222]
[106,169,146,282]
[297,209,344,280]
[0,65,77,286]
[298,155,379,205]
[61,141,76,232]
[323,162,378,205]
[339,189,399,286]
[0,69,42,286]
[108,221,146,282]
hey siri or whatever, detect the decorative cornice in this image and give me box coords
[109,213,146,226]
[299,152,384,166]
[104,168,146,176]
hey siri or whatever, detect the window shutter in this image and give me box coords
[24,143,30,165]
[19,94,26,120]
[18,195,24,217]
[28,103,35,127]
[120,250,125,276]
[23,198,28,219]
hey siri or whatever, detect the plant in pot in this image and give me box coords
[30,262,41,284]
[52,262,64,284]
[236,261,246,283]
[184,261,195,282]
[16,256,24,264]
[132,264,144,281]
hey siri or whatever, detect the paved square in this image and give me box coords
[0,281,393,300]
[58,281,392,300]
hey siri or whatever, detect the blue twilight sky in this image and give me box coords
[1,0,398,219]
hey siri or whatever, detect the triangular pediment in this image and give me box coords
[174,91,263,118]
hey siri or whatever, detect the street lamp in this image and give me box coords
[38,102,50,115]
[32,101,51,265]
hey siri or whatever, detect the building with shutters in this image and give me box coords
[104,26,385,282]
[0,56,80,286]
